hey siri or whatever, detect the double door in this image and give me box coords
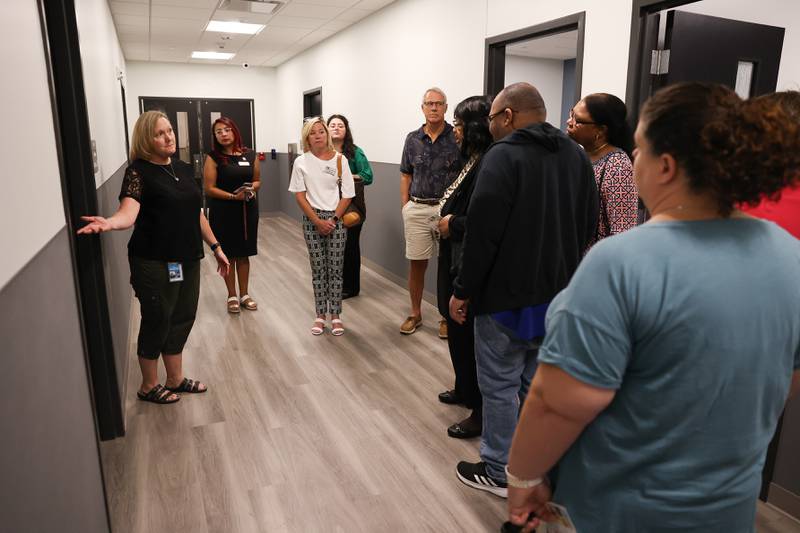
[139,97,255,180]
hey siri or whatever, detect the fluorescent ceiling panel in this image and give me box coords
[192,51,235,59]
[206,20,265,34]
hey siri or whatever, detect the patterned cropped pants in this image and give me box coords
[303,210,346,316]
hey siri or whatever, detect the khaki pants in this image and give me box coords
[402,201,440,260]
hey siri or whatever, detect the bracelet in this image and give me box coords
[229,193,234,200]
[505,465,544,489]
[210,242,220,252]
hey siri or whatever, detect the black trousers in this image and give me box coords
[129,257,200,360]
[342,224,363,296]
[446,313,482,410]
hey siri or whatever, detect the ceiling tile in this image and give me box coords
[354,0,394,10]
[319,19,352,32]
[151,5,215,21]
[334,8,372,22]
[268,14,326,29]
[116,23,149,38]
[280,3,346,19]
[151,17,206,34]
[251,25,310,45]
[152,0,218,7]
[209,9,273,25]
[118,34,149,46]
[297,29,335,46]
[110,2,149,16]
[113,13,149,28]
[290,0,360,6]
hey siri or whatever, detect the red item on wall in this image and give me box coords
[257,152,265,161]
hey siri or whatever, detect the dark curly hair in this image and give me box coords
[327,114,356,160]
[454,95,492,159]
[583,93,633,157]
[640,82,800,216]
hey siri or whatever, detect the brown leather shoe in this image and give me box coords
[438,319,448,339]
[400,315,422,334]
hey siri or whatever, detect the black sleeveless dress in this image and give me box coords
[207,151,259,257]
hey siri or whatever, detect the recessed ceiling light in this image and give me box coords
[206,20,265,34]
[192,51,235,60]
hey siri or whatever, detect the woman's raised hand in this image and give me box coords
[77,215,112,234]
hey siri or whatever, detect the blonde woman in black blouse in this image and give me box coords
[79,111,229,404]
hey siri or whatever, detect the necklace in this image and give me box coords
[159,163,179,182]
[588,142,609,155]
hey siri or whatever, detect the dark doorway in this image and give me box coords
[120,82,130,160]
[484,13,585,102]
[39,0,125,447]
[303,87,322,118]
[140,97,255,159]
[626,1,785,121]
[140,96,255,186]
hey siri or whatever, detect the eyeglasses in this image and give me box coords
[214,127,233,135]
[568,110,596,126]
[488,108,516,122]
[304,116,323,123]
[423,101,446,108]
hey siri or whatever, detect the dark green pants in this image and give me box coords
[129,257,200,360]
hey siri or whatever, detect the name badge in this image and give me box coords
[238,160,250,166]
[167,262,183,282]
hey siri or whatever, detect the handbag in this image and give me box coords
[336,154,365,228]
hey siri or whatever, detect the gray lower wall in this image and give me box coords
[97,163,133,405]
[259,154,438,305]
[0,227,109,532]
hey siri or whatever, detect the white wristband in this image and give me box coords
[505,465,544,489]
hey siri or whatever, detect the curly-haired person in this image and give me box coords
[504,82,800,533]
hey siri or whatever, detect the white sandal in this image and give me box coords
[227,296,240,314]
[331,319,345,336]
[311,318,325,336]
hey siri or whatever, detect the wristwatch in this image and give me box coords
[210,242,221,252]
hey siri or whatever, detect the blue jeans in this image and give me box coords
[475,314,541,481]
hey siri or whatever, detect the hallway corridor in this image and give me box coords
[100,215,506,532]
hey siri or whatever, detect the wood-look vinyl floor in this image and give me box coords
[101,216,800,533]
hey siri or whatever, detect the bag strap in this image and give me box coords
[336,153,343,199]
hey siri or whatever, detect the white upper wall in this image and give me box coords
[125,62,280,151]
[75,0,129,185]
[487,0,634,100]
[0,2,65,289]
[275,0,488,164]
[504,56,564,127]
[677,0,800,90]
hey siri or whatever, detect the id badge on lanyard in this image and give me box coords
[167,262,183,282]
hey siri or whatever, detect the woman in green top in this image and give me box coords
[328,114,374,298]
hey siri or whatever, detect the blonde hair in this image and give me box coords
[130,110,169,161]
[301,116,333,152]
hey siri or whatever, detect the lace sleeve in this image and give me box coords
[119,166,143,202]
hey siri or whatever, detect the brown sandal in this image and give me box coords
[227,296,240,314]
[240,294,258,311]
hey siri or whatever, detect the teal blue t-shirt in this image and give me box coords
[538,218,800,533]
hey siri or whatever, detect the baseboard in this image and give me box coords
[260,212,436,304]
[360,256,436,305]
[768,483,800,522]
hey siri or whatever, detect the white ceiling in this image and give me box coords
[109,0,396,67]
[506,30,578,60]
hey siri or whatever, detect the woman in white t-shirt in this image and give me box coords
[289,117,355,335]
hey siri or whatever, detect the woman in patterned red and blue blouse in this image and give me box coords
[567,93,638,248]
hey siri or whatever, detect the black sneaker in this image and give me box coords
[456,461,507,498]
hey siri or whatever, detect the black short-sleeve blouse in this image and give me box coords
[119,159,203,262]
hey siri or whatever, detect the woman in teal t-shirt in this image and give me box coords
[328,114,374,298]
[504,83,800,532]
